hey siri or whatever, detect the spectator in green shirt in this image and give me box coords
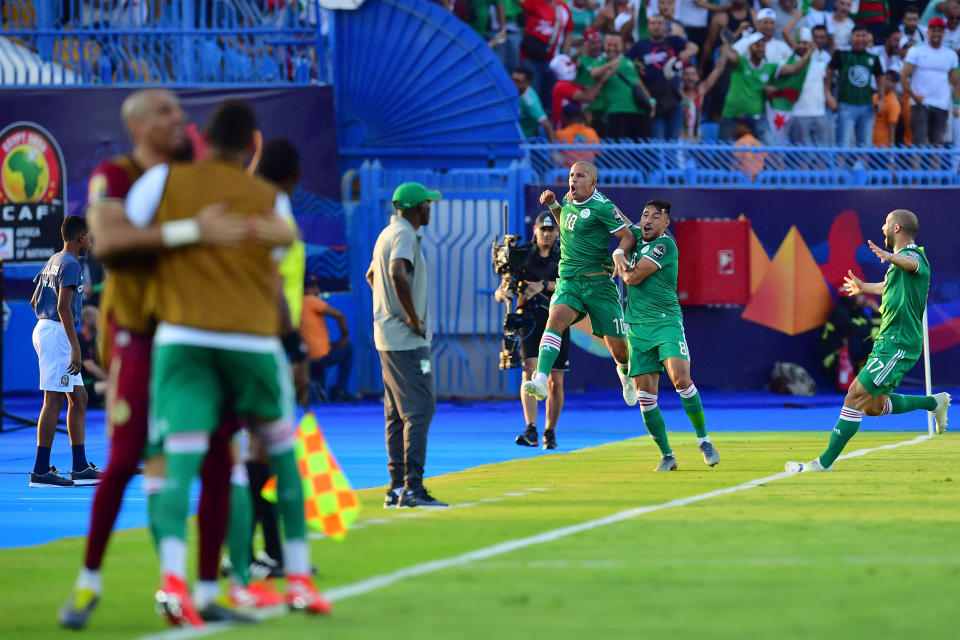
[828,25,884,146]
[594,33,656,139]
[513,66,558,139]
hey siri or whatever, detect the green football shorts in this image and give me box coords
[856,338,920,398]
[552,274,626,339]
[148,342,293,452]
[627,320,690,376]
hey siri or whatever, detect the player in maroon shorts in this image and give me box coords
[58,90,249,628]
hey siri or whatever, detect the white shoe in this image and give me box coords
[785,458,833,473]
[522,373,549,400]
[617,367,637,407]
[933,392,951,434]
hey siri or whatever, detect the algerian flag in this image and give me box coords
[766,54,809,143]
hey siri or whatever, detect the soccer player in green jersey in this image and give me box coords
[522,161,639,405]
[786,209,950,473]
[621,200,720,471]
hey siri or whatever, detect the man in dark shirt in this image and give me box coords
[77,305,107,408]
[829,25,884,146]
[628,13,699,140]
[495,211,569,450]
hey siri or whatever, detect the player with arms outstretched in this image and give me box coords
[621,200,719,471]
[522,161,638,405]
[786,209,950,473]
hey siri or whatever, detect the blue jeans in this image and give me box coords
[720,115,772,144]
[650,106,683,140]
[837,103,874,147]
[789,114,835,145]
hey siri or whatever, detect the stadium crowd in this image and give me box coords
[432,0,960,147]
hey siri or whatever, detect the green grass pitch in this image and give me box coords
[2,431,957,639]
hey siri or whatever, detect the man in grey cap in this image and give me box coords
[366,182,447,509]
[495,211,569,450]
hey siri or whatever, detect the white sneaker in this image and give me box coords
[617,367,637,407]
[933,392,951,434]
[785,458,833,473]
[522,373,549,400]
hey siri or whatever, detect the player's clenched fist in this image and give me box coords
[539,190,556,207]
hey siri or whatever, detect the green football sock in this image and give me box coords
[535,329,563,377]
[269,448,306,541]
[678,384,707,438]
[153,450,205,543]
[144,476,166,550]
[819,407,862,468]
[638,392,672,456]
[888,393,937,413]
[227,470,253,587]
[617,362,629,376]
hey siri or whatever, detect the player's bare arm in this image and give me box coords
[622,255,659,285]
[90,200,245,259]
[539,190,557,207]
[248,207,296,246]
[611,226,636,276]
[57,285,82,376]
[842,269,883,296]
[867,239,919,272]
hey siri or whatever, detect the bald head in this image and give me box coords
[571,161,598,181]
[120,89,186,160]
[889,209,919,238]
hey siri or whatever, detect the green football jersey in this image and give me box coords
[876,244,930,353]
[624,228,683,324]
[557,189,629,278]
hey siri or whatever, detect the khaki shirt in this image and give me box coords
[368,215,431,351]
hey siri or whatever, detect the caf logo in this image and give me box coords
[0,122,65,204]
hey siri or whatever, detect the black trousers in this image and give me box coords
[379,346,436,489]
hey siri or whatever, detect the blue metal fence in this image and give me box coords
[1,0,327,85]
[524,140,960,188]
[349,161,532,398]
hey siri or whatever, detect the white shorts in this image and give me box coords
[32,319,83,392]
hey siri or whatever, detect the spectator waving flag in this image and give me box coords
[765,54,810,141]
[262,412,360,540]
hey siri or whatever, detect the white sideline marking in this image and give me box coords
[134,434,931,640]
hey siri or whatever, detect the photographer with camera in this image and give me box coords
[494,212,570,450]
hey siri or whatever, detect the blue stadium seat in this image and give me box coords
[700,122,719,142]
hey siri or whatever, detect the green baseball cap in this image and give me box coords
[392,182,442,210]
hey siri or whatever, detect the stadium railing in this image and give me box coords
[0,0,328,86]
[523,140,960,188]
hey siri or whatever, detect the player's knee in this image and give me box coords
[143,454,166,479]
[862,397,886,417]
[673,377,693,392]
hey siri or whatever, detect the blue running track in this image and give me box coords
[0,388,947,550]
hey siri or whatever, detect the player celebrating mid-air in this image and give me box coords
[786,209,950,473]
[522,161,638,405]
[621,200,720,471]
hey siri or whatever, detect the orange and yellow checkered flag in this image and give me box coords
[261,412,360,540]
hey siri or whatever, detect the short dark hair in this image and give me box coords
[851,25,870,35]
[644,199,672,216]
[890,209,919,238]
[903,5,919,17]
[512,66,533,82]
[812,24,828,34]
[885,26,902,40]
[257,138,301,186]
[206,100,257,153]
[61,215,88,242]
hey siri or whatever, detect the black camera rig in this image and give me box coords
[491,205,536,370]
